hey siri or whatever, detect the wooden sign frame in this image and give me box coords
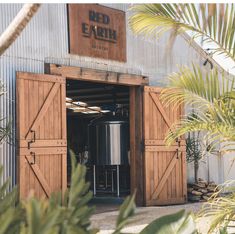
[67,4,127,62]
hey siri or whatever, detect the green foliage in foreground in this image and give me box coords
[0,82,11,144]
[140,210,197,234]
[0,152,196,234]
[199,181,235,234]
[0,151,98,234]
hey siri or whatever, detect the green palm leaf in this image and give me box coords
[160,65,235,151]
[165,114,235,149]
[0,82,10,144]
[0,82,5,96]
[199,181,235,233]
[160,65,234,108]
[130,4,235,61]
[140,209,196,234]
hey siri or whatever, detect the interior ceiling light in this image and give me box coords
[101,110,110,113]
[66,103,75,109]
[82,111,99,114]
[89,106,101,110]
[72,101,87,107]
[73,109,87,113]
[66,97,72,102]
[72,107,86,110]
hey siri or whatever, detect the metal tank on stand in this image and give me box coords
[88,107,129,197]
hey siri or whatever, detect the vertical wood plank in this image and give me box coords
[60,81,67,197]
[167,153,171,198]
[129,87,136,196]
[154,152,158,201]
[182,150,187,201]
[61,83,66,140]
[144,151,150,204]
[143,89,150,140]
[17,78,25,139]
[62,153,67,198]
[130,86,144,206]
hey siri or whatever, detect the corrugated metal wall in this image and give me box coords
[0,3,213,187]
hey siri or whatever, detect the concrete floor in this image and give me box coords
[91,202,211,233]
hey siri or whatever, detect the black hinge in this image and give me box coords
[176,137,181,147]
[30,151,36,165]
[27,130,36,149]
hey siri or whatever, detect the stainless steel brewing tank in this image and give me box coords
[88,115,129,165]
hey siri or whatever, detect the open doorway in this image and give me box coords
[66,79,131,201]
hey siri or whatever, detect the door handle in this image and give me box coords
[28,130,36,149]
[176,137,181,159]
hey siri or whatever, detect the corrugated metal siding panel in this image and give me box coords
[47,4,68,58]
[0,4,50,60]
[0,56,44,187]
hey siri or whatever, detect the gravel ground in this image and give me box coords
[91,202,211,234]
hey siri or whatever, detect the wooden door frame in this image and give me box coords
[44,63,149,86]
[129,86,144,205]
[45,63,147,206]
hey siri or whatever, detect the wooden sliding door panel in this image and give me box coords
[143,86,187,206]
[16,72,67,199]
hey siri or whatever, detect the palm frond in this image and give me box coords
[198,181,235,233]
[0,119,11,144]
[165,114,235,151]
[160,65,235,109]
[129,4,235,61]
[159,64,235,152]
[0,81,5,96]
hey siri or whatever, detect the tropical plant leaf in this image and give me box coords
[159,65,235,152]
[0,81,5,96]
[199,181,235,233]
[21,198,60,234]
[186,132,203,163]
[130,4,235,63]
[139,209,196,234]
[160,65,234,109]
[0,82,11,144]
[0,165,21,234]
[0,119,11,144]
[113,193,136,234]
[165,113,235,151]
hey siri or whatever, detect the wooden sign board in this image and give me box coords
[67,4,126,62]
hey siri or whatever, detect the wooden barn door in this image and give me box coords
[16,72,67,199]
[143,86,187,206]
